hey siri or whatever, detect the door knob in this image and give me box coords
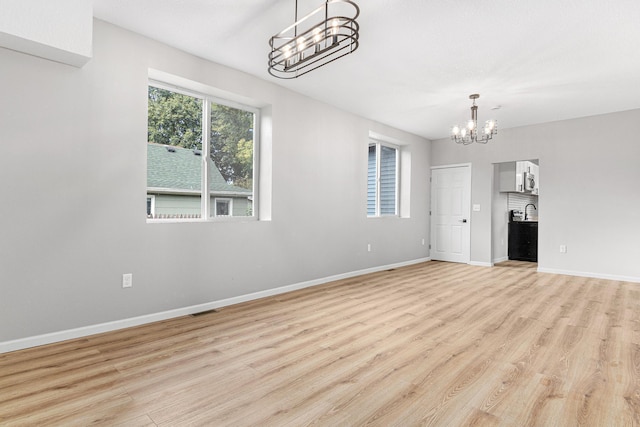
[461,219,467,223]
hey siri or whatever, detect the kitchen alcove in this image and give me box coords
[492,159,539,264]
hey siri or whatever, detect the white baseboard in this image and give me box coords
[492,256,508,264]
[469,261,493,267]
[536,267,640,284]
[0,257,431,354]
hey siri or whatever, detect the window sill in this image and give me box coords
[367,215,403,219]
[147,216,259,224]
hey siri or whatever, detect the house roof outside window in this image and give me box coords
[147,143,251,196]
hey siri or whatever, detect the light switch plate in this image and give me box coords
[473,204,481,212]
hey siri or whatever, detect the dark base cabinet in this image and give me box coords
[508,222,538,262]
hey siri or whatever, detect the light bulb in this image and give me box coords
[297,37,306,61]
[283,45,292,68]
[467,119,475,131]
[313,27,322,43]
[461,128,467,137]
[452,125,460,135]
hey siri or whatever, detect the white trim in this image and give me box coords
[492,256,508,264]
[147,215,258,224]
[202,98,211,219]
[470,261,493,267]
[0,257,431,354]
[536,267,640,283]
[431,162,473,170]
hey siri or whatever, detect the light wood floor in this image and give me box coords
[2,261,640,426]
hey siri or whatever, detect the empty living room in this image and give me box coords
[1,1,640,425]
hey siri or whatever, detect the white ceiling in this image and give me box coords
[93,0,640,140]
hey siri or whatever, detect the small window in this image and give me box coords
[367,141,398,217]
[146,195,156,218]
[147,83,257,221]
[214,198,232,216]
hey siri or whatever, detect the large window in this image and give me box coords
[147,83,257,221]
[367,141,398,217]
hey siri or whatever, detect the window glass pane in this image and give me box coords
[367,145,377,216]
[209,103,255,217]
[147,86,203,219]
[379,145,397,215]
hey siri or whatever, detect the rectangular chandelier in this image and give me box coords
[268,0,360,79]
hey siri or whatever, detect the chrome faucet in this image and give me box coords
[524,203,537,220]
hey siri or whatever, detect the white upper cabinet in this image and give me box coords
[530,163,539,194]
[499,161,539,194]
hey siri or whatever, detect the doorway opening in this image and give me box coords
[492,159,539,264]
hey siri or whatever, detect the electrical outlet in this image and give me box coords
[367,244,371,252]
[421,238,425,245]
[122,273,133,288]
[560,245,567,253]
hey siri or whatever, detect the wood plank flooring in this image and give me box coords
[2,261,640,426]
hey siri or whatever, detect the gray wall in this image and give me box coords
[0,20,431,344]
[432,109,640,280]
[491,166,508,262]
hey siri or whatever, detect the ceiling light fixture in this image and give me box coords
[451,94,498,145]
[268,0,360,79]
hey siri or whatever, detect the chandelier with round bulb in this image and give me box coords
[451,94,497,145]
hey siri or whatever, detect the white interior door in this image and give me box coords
[430,165,471,263]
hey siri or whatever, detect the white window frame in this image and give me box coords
[214,198,233,217]
[368,139,399,217]
[147,79,259,223]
